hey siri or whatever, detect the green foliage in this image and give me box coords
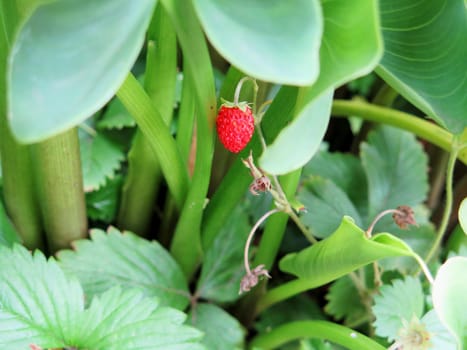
[189,303,245,350]
[85,175,123,223]
[97,97,136,130]
[193,0,322,85]
[325,275,367,326]
[372,276,424,341]
[260,89,333,175]
[459,198,467,234]
[196,208,249,303]
[80,131,125,192]
[361,126,429,226]
[378,0,467,133]
[0,244,204,349]
[0,200,21,247]
[58,227,190,310]
[432,257,467,349]
[8,0,155,142]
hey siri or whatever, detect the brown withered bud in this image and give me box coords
[239,264,271,294]
[243,151,271,196]
[392,205,417,229]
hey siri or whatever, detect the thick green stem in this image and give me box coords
[424,136,463,263]
[117,73,189,209]
[332,99,467,165]
[0,2,43,250]
[31,128,87,252]
[117,4,177,235]
[249,321,386,350]
[0,122,44,249]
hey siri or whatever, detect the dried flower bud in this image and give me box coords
[393,205,417,229]
[249,176,272,195]
[239,264,271,294]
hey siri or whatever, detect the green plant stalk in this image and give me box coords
[0,121,44,249]
[117,73,189,209]
[117,4,177,235]
[249,320,386,350]
[0,1,44,250]
[161,0,216,277]
[424,136,462,263]
[31,128,87,252]
[332,99,467,165]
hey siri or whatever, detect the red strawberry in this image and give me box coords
[216,102,254,153]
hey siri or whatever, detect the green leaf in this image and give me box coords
[0,199,21,247]
[0,244,84,348]
[298,177,363,239]
[57,227,190,310]
[279,216,415,284]
[260,89,333,175]
[372,276,424,341]
[325,275,367,325]
[361,126,428,227]
[86,175,123,223]
[189,303,245,350]
[377,0,467,133]
[459,197,467,234]
[305,0,383,99]
[80,132,125,192]
[97,97,136,130]
[196,208,249,303]
[8,0,155,142]
[193,0,322,85]
[432,256,467,349]
[80,287,205,350]
[303,151,368,217]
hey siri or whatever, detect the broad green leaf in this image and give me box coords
[0,200,21,247]
[459,197,467,234]
[80,287,205,350]
[305,0,383,99]
[193,0,322,85]
[279,216,415,284]
[260,89,333,175]
[85,175,123,223]
[298,177,363,238]
[57,227,190,310]
[8,0,155,142]
[377,0,467,133]
[372,276,424,341]
[432,256,467,349]
[196,208,249,303]
[189,303,245,350]
[303,151,368,217]
[260,0,382,174]
[325,275,367,325]
[97,97,136,130]
[0,244,84,348]
[80,132,125,192]
[361,126,428,227]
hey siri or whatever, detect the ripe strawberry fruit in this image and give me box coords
[216,102,254,153]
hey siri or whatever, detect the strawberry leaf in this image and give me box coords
[80,132,125,192]
[97,97,136,130]
[0,200,21,247]
[372,276,424,341]
[85,175,123,223]
[189,303,245,350]
[57,227,190,310]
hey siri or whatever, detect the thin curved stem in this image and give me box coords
[424,137,462,263]
[244,208,281,274]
